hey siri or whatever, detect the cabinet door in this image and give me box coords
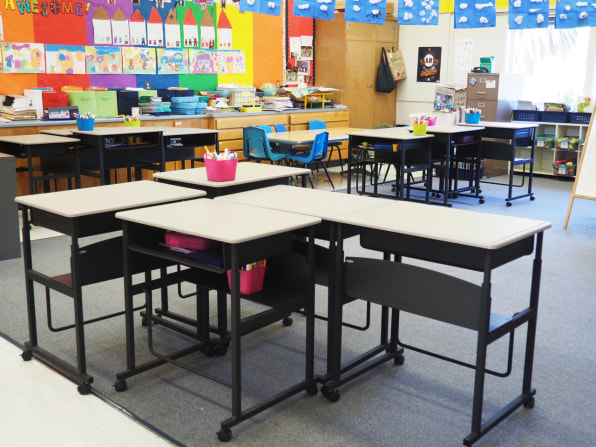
[345,40,396,129]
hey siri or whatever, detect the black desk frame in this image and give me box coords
[347,135,432,203]
[162,130,219,168]
[115,222,318,442]
[322,222,544,446]
[480,125,537,206]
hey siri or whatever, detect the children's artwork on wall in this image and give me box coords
[217,10,233,49]
[85,46,123,74]
[189,48,219,73]
[2,43,46,74]
[508,0,548,29]
[314,0,336,20]
[555,0,594,28]
[165,9,181,48]
[217,50,245,73]
[111,8,131,45]
[122,47,157,74]
[293,0,315,18]
[0,11,4,41]
[239,0,260,15]
[297,59,310,74]
[147,7,165,46]
[454,0,496,28]
[398,0,439,26]
[93,6,113,44]
[261,0,283,16]
[130,9,148,46]
[201,9,216,49]
[157,48,190,73]
[183,9,200,47]
[417,46,441,82]
[344,0,387,24]
[46,45,86,74]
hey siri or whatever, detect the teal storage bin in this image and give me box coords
[66,91,98,117]
[94,91,118,117]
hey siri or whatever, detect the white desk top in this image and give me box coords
[334,201,551,250]
[143,126,220,137]
[74,127,163,136]
[216,185,387,221]
[116,199,321,244]
[153,162,310,187]
[425,124,484,134]
[0,134,80,145]
[267,127,363,145]
[348,127,433,141]
[15,180,205,217]
[40,128,76,136]
[459,121,540,130]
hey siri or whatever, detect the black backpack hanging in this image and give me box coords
[376,48,396,94]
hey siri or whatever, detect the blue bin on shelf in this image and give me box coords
[465,112,481,124]
[76,117,95,131]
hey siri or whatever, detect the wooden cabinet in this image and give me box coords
[315,14,398,129]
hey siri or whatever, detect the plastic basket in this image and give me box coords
[218,87,256,107]
[568,112,591,124]
[464,112,481,124]
[513,110,540,122]
[124,120,141,127]
[541,111,568,123]
[227,265,266,295]
[76,117,95,131]
[204,157,238,182]
[412,123,427,135]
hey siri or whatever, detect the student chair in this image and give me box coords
[243,126,286,164]
[285,131,334,190]
[309,120,344,173]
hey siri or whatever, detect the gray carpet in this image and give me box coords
[1,174,596,447]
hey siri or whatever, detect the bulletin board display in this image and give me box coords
[0,0,256,95]
[285,0,314,86]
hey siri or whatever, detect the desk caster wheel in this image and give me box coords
[114,380,127,392]
[282,317,293,327]
[506,202,512,207]
[217,428,232,442]
[394,354,405,366]
[524,398,535,409]
[479,199,485,204]
[203,343,217,357]
[306,384,319,396]
[21,350,32,361]
[321,386,340,403]
[77,383,92,395]
[530,196,535,201]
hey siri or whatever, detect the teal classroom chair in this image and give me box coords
[243,126,286,164]
[286,131,334,190]
[309,119,344,173]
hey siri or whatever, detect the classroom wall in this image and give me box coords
[395,12,510,124]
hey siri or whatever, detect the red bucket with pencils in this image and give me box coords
[227,260,267,295]
[205,149,238,182]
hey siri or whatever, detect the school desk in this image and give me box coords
[14,181,205,394]
[0,133,81,194]
[153,161,311,197]
[114,199,321,442]
[143,126,219,168]
[461,121,538,205]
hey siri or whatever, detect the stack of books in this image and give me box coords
[1,95,37,120]
[261,96,295,111]
[138,96,172,115]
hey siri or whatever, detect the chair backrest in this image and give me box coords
[243,126,270,160]
[274,124,287,132]
[311,131,329,161]
[308,120,326,130]
[258,124,273,133]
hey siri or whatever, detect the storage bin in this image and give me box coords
[164,231,220,250]
[42,91,69,110]
[535,136,555,149]
[553,159,576,176]
[464,112,481,124]
[117,90,139,115]
[94,90,118,117]
[217,87,256,107]
[568,112,591,124]
[513,110,541,122]
[226,264,267,295]
[204,157,237,181]
[76,117,95,131]
[412,123,427,135]
[556,137,580,150]
[541,111,568,123]
[66,91,98,117]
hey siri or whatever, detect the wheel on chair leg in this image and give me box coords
[217,428,232,442]
[321,385,340,402]
[114,380,127,392]
[306,384,319,396]
[282,317,293,327]
[21,350,33,361]
[506,201,512,207]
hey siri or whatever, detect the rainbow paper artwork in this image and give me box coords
[122,46,157,74]
[46,44,86,74]
[2,43,46,73]
[85,46,123,74]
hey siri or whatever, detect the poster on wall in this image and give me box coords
[93,6,113,45]
[344,0,387,24]
[398,0,439,26]
[85,46,123,74]
[165,9,182,48]
[555,0,594,28]
[189,48,218,73]
[454,0,496,28]
[147,7,165,46]
[111,8,131,45]
[2,43,45,74]
[217,50,245,74]
[130,10,148,46]
[122,47,157,74]
[508,0,549,29]
[157,48,190,74]
[46,45,86,74]
[417,46,441,83]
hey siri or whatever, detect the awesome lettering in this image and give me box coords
[4,0,89,17]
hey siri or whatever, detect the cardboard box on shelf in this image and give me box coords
[483,159,509,177]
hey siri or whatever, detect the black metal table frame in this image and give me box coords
[479,125,537,206]
[321,221,544,445]
[161,130,219,168]
[115,221,318,442]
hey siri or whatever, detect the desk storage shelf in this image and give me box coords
[513,120,590,177]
